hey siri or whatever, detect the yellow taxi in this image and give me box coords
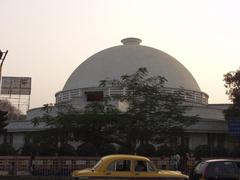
[72,154,188,180]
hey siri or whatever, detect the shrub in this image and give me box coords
[21,142,38,155]
[0,143,17,155]
[76,143,97,156]
[58,143,76,156]
[98,143,116,156]
[37,143,57,156]
[136,144,156,157]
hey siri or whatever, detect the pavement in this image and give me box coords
[0,176,71,180]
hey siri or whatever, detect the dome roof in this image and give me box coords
[63,38,201,92]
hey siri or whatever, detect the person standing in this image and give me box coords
[171,153,180,170]
[175,153,181,170]
[182,153,189,173]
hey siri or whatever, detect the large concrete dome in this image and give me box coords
[63,38,200,92]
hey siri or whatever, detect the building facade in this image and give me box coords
[4,38,235,151]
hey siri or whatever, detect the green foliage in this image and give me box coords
[58,144,76,156]
[0,143,17,155]
[33,113,78,145]
[100,67,198,151]
[224,68,240,104]
[224,68,240,119]
[98,143,116,156]
[21,142,38,156]
[76,143,97,156]
[37,142,57,156]
[25,130,59,151]
[136,144,156,157]
[24,131,59,156]
[0,99,22,120]
[73,114,117,149]
[156,145,173,157]
[33,103,118,150]
[32,67,198,154]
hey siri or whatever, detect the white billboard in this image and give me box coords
[1,76,31,95]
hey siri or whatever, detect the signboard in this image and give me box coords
[228,119,240,136]
[1,76,31,95]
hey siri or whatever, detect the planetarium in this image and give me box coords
[5,38,234,150]
[55,37,208,108]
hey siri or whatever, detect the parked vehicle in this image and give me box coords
[190,159,240,180]
[72,154,188,180]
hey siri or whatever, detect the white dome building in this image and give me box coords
[5,38,234,151]
[55,38,208,108]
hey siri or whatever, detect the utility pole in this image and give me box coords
[0,50,8,91]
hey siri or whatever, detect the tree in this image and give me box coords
[223,68,240,119]
[21,142,38,155]
[0,99,23,120]
[73,102,119,148]
[32,103,117,151]
[76,143,97,156]
[32,67,197,154]
[0,143,17,155]
[100,67,198,152]
[156,145,173,157]
[136,144,156,156]
[58,143,76,156]
[98,143,116,156]
[37,142,57,156]
[33,110,79,146]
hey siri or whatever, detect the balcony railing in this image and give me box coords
[55,87,208,105]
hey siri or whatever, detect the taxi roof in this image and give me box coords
[101,154,150,161]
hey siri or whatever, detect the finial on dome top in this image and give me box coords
[121,37,142,45]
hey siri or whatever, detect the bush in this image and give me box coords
[37,143,57,156]
[76,143,97,156]
[156,145,173,157]
[98,143,116,156]
[194,145,211,158]
[0,143,17,155]
[58,143,76,156]
[136,144,156,157]
[21,142,38,155]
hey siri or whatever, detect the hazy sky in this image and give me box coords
[1,0,240,110]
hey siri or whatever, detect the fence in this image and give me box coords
[0,156,197,177]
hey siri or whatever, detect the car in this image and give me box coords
[72,154,188,180]
[189,159,240,180]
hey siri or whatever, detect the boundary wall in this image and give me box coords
[0,156,197,177]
